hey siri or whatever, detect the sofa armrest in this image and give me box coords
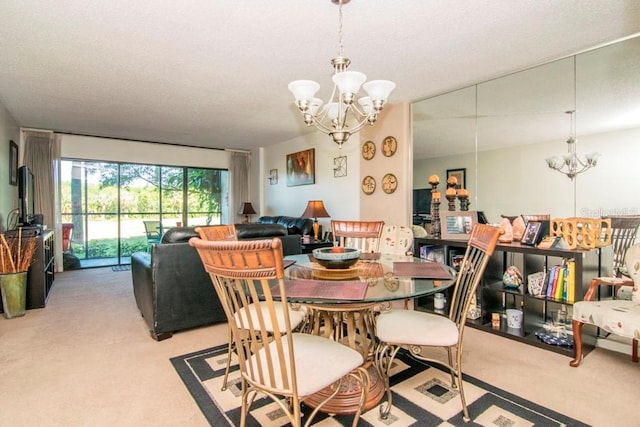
[131,252,154,321]
[280,234,302,256]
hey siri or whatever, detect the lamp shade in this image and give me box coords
[238,202,257,215]
[301,200,330,219]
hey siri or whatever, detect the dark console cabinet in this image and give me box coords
[414,237,605,356]
[26,231,55,309]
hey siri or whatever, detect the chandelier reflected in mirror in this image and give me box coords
[545,110,601,179]
[288,0,395,148]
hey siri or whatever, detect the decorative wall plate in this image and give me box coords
[382,136,397,157]
[362,140,376,160]
[382,173,398,194]
[362,175,376,195]
[333,155,347,177]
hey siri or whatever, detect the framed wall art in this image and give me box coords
[446,168,466,190]
[268,169,278,185]
[286,148,315,186]
[333,155,347,178]
[9,140,18,186]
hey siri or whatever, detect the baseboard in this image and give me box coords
[596,335,634,356]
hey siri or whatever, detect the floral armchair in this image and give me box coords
[570,242,640,366]
[380,224,414,255]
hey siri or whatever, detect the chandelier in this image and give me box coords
[544,110,600,179]
[288,0,395,148]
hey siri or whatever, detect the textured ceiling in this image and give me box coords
[0,1,639,150]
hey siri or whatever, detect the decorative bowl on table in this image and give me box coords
[312,247,361,269]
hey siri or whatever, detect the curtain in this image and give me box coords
[228,150,250,224]
[23,130,62,270]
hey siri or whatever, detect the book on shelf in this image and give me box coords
[546,266,558,299]
[542,259,575,303]
[554,266,565,300]
[566,259,576,303]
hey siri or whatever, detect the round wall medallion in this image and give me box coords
[362,175,376,195]
[362,140,376,160]
[382,136,397,157]
[382,173,398,194]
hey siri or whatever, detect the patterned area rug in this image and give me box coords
[171,344,587,426]
[111,265,131,271]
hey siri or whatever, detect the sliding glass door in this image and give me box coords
[60,159,228,268]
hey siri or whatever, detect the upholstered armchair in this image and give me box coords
[570,243,640,366]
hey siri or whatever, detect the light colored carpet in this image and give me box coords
[0,267,638,426]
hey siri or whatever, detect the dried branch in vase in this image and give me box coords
[0,231,37,274]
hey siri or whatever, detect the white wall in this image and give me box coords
[62,134,229,169]
[0,100,20,231]
[359,103,412,226]
[260,103,412,233]
[260,130,361,235]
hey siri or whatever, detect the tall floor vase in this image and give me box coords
[0,272,27,319]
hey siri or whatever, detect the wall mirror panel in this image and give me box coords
[413,35,640,224]
[412,85,477,224]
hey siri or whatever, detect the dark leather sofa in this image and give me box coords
[131,222,306,340]
[256,215,316,237]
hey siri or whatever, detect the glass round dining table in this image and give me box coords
[283,252,456,305]
[280,252,457,414]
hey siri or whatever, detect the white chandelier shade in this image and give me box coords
[544,110,601,179]
[287,0,395,147]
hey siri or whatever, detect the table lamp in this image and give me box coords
[238,202,257,223]
[301,200,331,241]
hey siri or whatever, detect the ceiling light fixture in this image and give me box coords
[288,0,395,148]
[544,110,601,179]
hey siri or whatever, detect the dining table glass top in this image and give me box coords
[281,253,457,304]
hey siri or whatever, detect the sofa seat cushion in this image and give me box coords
[236,223,287,239]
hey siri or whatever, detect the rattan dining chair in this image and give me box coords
[331,220,385,253]
[194,225,307,391]
[143,220,162,251]
[189,237,370,427]
[374,223,501,422]
[196,224,237,242]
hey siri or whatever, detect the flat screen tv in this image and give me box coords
[18,166,35,225]
[413,188,432,215]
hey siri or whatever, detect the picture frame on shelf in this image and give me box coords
[527,271,546,296]
[286,148,315,187]
[440,211,479,240]
[521,220,544,245]
[446,168,466,189]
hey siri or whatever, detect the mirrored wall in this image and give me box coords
[413,35,640,223]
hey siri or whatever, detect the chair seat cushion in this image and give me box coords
[234,303,306,333]
[376,309,458,346]
[248,332,364,397]
[573,300,640,340]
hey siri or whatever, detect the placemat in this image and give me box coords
[393,261,453,279]
[273,279,368,300]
